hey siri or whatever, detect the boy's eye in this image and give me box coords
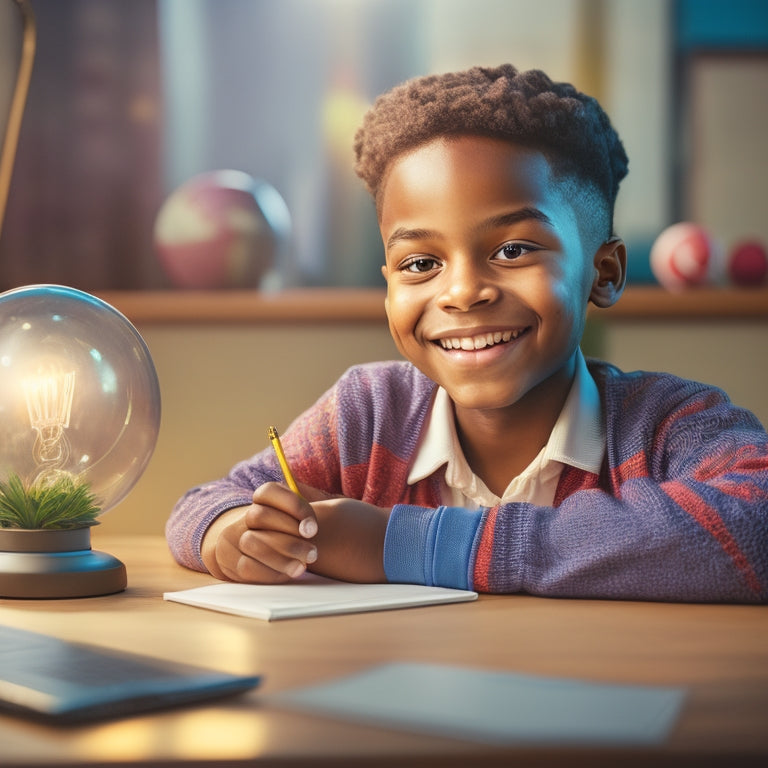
[401,256,440,274]
[493,242,534,261]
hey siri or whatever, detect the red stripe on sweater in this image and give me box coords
[473,506,498,592]
[694,443,768,484]
[554,465,600,505]
[342,450,410,507]
[611,451,649,487]
[342,444,441,509]
[652,397,713,456]
[665,480,763,597]
[709,478,768,503]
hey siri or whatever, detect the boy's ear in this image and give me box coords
[589,237,627,308]
[381,264,391,316]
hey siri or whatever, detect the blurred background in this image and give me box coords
[1,0,766,291]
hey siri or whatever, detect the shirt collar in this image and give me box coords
[408,348,605,486]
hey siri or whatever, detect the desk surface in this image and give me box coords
[1,535,767,767]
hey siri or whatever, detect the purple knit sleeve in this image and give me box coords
[472,367,768,603]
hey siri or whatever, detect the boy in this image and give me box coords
[166,64,768,603]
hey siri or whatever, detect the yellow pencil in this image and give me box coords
[268,426,304,499]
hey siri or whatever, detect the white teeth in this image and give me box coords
[439,329,522,350]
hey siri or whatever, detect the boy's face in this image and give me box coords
[379,136,622,416]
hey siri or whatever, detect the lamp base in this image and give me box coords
[0,527,126,598]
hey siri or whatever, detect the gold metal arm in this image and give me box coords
[0,0,36,240]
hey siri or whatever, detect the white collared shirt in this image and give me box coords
[406,349,605,508]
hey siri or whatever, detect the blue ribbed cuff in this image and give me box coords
[383,504,484,590]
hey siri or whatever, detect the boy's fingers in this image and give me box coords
[211,529,275,584]
[298,516,318,538]
[249,481,318,537]
[245,502,297,535]
[215,533,288,584]
[240,528,316,563]
[245,501,318,540]
[238,529,317,578]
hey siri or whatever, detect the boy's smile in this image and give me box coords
[379,136,622,433]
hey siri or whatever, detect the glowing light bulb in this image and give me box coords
[0,285,160,518]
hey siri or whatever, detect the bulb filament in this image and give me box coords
[23,370,75,484]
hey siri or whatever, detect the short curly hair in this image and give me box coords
[354,64,628,241]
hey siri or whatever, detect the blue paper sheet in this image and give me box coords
[273,662,686,746]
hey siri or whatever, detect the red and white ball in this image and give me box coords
[728,240,768,286]
[154,170,290,290]
[650,222,714,291]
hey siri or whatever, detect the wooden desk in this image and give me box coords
[1,535,766,767]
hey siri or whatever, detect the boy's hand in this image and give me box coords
[201,481,318,583]
[200,482,390,584]
[309,494,390,583]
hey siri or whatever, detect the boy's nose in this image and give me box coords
[437,259,500,311]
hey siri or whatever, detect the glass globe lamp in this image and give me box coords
[0,285,161,597]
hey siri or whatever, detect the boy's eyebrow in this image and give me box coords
[386,227,435,251]
[479,207,554,232]
[386,207,554,251]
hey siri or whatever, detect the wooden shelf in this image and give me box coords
[594,286,768,320]
[96,286,768,325]
[96,288,389,324]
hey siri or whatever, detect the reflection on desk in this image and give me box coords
[1,534,767,767]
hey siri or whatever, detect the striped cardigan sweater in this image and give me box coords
[166,360,768,603]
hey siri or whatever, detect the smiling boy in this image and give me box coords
[379,136,622,495]
[166,65,768,602]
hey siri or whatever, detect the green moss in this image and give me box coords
[0,474,100,529]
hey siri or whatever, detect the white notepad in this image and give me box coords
[163,574,478,621]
